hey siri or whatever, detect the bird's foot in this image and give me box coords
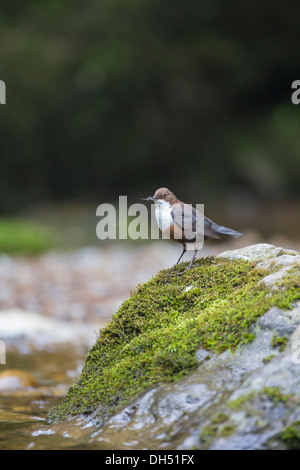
[170,266,185,276]
[171,266,191,276]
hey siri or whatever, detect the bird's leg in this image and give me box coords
[188,249,198,269]
[173,248,198,276]
[174,246,186,266]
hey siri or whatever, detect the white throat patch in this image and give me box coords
[154,199,173,231]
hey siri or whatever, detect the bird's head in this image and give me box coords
[141,187,178,206]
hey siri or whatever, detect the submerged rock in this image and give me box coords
[48,243,300,450]
[0,369,38,391]
[0,309,100,352]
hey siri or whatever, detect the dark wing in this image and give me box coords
[171,203,220,242]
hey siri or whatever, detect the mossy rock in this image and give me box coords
[49,248,300,424]
[280,423,300,449]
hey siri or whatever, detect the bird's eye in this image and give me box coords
[164,193,168,197]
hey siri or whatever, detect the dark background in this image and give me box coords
[0,0,299,243]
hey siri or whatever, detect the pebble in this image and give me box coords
[0,369,38,391]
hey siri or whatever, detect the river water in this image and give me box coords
[0,243,179,449]
[0,348,85,450]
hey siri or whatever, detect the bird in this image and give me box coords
[142,187,244,269]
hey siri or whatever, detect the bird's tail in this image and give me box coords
[212,223,244,238]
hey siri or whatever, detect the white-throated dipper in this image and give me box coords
[142,187,243,269]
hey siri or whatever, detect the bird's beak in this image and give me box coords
[140,196,156,202]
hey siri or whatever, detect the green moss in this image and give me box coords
[48,256,300,422]
[199,420,236,447]
[227,392,255,410]
[271,333,288,352]
[199,425,218,445]
[262,354,275,364]
[271,265,300,309]
[261,387,291,403]
[227,387,291,411]
[281,423,300,449]
[219,424,236,437]
[211,412,229,424]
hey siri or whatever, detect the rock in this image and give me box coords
[219,243,300,290]
[0,309,101,351]
[257,305,300,336]
[258,267,294,289]
[47,244,300,450]
[0,369,38,391]
[217,243,298,262]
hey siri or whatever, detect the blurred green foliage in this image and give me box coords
[0,0,299,213]
[0,218,59,254]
